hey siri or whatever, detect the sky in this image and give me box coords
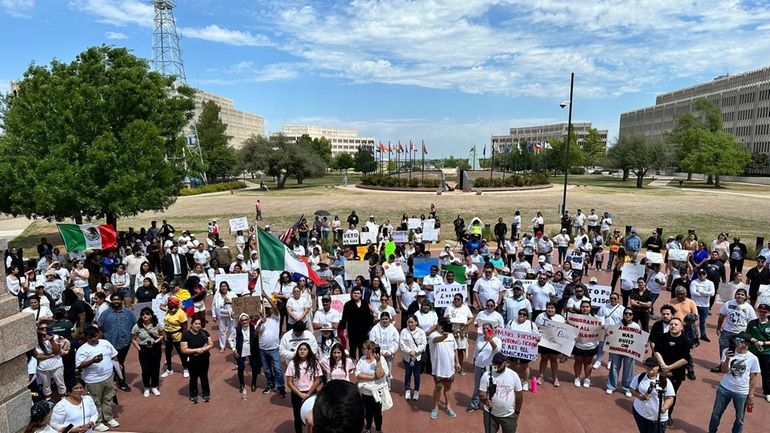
[3,0,770,157]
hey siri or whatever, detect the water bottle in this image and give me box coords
[530,376,538,393]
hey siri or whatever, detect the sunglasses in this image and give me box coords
[38,327,48,330]
[141,312,152,316]
[624,312,634,315]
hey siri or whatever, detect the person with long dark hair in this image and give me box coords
[356,340,389,432]
[181,317,214,403]
[320,342,355,382]
[286,342,322,433]
[400,314,427,401]
[34,321,67,398]
[231,312,262,394]
[131,307,164,397]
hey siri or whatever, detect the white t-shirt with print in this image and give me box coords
[719,349,761,395]
[630,373,676,422]
[719,301,757,334]
[479,368,523,418]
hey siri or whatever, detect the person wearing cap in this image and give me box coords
[520,233,536,265]
[533,255,552,275]
[510,253,532,280]
[504,281,532,324]
[691,269,716,341]
[313,295,341,336]
[651,317,690,425]
[24,399,57,433]
[479,352,524,433]
[474,263,504,311]
[535,234,553,266]
[629,357,675,432]
[746,303,770,402]
[423,265,444,306]
[708,332,761,433]
[161,297,189,378]
[745,255,770,306]
[712,288,757,373]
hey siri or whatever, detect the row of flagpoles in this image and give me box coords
[374,140,428,181]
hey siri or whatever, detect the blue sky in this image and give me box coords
[4,0,770,157]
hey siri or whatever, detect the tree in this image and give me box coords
[455,159,471,171]
[312,137,333,165]
[547,132,584,172]
[353,147,377,174]
[581,128,606,167]
[237,134,262,177]
[681,131,751,188]
[196,100,237,181]
[291,138,327,183]
[0,45,193,228]
[667,98,725,181]
[607,134,671,188]
[240,134,327,188]
[332,152,355,173]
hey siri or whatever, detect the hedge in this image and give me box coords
[360,174,441,188]
[179,181,248,196]
[472,172,550,188]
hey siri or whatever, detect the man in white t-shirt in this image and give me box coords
[429,318,461,419]
[422,265,444,304]
[258,295,286,397]
[479,352,524,433]
[511,253,531,280]
[76,326,119,430]
[708,332,760,433]
[526,273,555,316]
[312,295,342,339]
[474,263,504,309]
[714,288,756,372]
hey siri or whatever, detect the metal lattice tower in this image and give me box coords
[151,1,186,83]
[150,0,207,184]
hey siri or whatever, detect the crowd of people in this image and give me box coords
[8,206,770,433]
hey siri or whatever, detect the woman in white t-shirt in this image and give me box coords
[630,358,675,430]
[535,302,565,387]
[286,286,310,326]
[507,307,539,391]
[34,323,67,398]
[445,294,474,374]
[50,379,99,433]
[400,315,427,400]
[572,301,604,388]
[355,340,389,433]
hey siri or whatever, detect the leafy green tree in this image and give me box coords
[0,45,193,227]
[607,134,671,188]
[455,158,471,171]
[332,152,355,173]
[681,131,751,188]
[547,132,583,172]
[581,128,606,167]
[196,100,237,181]
[667,98,725,181]
[353,147,377,174]
[292,138,327,183]
[312,137,333,165]
[237,134,262,177]
[241,134,327,188]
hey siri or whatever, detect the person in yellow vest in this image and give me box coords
[470,220,482,236]
[607,229,624,272]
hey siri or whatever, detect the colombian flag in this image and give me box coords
[174,289,194,316]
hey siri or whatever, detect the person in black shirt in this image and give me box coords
[644,231,662,254]
[629,278,653,332]
[62,289,94,334]
[339,287,373,359]
[181,317,213,403]
[728,237,748,281]
[37,237,53,258]
[346,211,359,228]
[697,251,726,308]
[746,255,770,306]
[670,274,691,299]
[493,218,507,245]
[649,304,674,352]
[653,317,691,426]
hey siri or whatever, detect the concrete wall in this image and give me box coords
[0,238,36,433]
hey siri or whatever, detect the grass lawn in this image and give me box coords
[672,178,770,193]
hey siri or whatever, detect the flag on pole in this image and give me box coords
[483,144,486,157]
[388,141,392,154]
[57,224,117,252]
[279,214,303,244]
[376,142,382,153]
[398,141,404,153]
[258,228,323,285]
[422,141,427,154]
[410,140,416,152]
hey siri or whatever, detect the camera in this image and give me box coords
[560,101,567,109]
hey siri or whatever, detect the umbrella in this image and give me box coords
[314,210,331,216]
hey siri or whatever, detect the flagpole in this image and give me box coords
[490,142,494,180]
[397,141,401,180]
[253,221,266,316]
[421,140,425,184]
[387,141,391,175]
[408,141,412,183]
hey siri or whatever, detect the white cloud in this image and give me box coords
[105,31,128,40]
[1,0,34,17]
[198,61,299,85]
[178,25,271,47]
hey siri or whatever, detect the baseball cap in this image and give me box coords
[492,352,507,365]
[311,237,317,242]
[757,303,770,312]
[589,277,598,283]
[538,255,546,262]
[642,357,659,367]
[237,254,245,260]
[417,290,426,297]
[732,332,751,343]
[512,281,523,290]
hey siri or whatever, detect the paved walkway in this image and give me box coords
[0,216,34,241]
[648,176,674,187]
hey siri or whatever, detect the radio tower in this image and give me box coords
[151,0,206,184]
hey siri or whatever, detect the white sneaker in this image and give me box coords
[405,390,411,400]
[94,423,109,432]
[766,394,770,403]
[151,387,161,396]
[582,378,591,388]
[605,389,613,395]
[574,378,582,387]
[522,382,529,391]
[183,369,190,378]
[413,391,419,400]
[625,391,633,398]
[161,369,174,378]
[592,360,602,370]
[143,389,150,398]
[606,361,612,370]
[107,419,120,428]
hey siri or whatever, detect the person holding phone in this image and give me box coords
[75,326,118,431]
[355,340,389,433]
[429,318,461,420]
[50,379,99,433]
[467,323,502,413]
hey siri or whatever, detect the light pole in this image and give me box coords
[560,72,574,215]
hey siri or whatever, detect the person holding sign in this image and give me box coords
[571,301,604,388]
[212,281,235,352]
[445,292,474,374]
[534,303,566,387]
[507,308,538,392]
[230,313,262,394]
[606,308,640,397]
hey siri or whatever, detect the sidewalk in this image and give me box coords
[0,216,33,241]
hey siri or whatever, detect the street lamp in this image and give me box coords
[560,72,575,216]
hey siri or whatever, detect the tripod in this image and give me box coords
[484,365,497,433]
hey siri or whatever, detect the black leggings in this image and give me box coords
[362,394,383,431]
[236,355,261,388]
[165,337,187,370]
[290,390,312,433]
[115,345,131,386]
[187,356,210,398]
[138,344,162,388]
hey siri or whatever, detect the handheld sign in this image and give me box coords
[423,219,436,230]
[215,273,249,295]
[605,325,650,362]
[620,263,646,282]
[422,228,439,242]
[538,320,578,355]
[345,261,371,281]
[384,262,405,284]
[343,232,360,246]
[359,231,377,245]
[566,313,605,345]
[495,328,539,361]
[229,217,249,232]
[232,296,261,317]
[667,249,689,262]
[317,293,349,315]
[645,252,664,264]
[586,284,612,306]
[407,218,422,230]
[413,258,439,278]
[391,231,408,243]
[433,283,467,308]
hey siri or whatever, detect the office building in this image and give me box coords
[491,122,608,153]
[192,89,264,149]
[275,125,375,156]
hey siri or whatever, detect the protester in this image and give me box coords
[691,269,716,342]
[746,303,770,402]
[97,292,136,391]
[535,302,565,386]
[50,379,99,433]
[355,340,390,433]
[161,297,188,378]
[259,294,287,398]
[131,307,163,397]
[429,318,460,420]
[180,317,214,403]
[75,326,119,431]
[606,307,640,397]
[286,342,322,433]
[468,323,502,411]
[479,352,524,433]
[368,311,399,389]
[34,321,67,399]
[230,312,262,394]
[630,357,676,433]
[339,287,373,359]
[320,342,355,382]
[708,332,760,433]
[400,314,427,400]
[712,288,756,372]
[652,317,691,426]
[506,308,538,391]
[212,281,235,351]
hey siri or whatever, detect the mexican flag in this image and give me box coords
[257,227,323,285]
[57,224,117,252]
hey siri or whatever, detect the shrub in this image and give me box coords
[569,167,586,175]
[473,177,488,187]
[179,181,247,196]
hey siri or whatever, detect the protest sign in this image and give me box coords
[384,262,405,284]
[538,321,578,355]
[501,276,513,288]
[392,230,408,243]
[385,242,397,258]
[345,261,371,281]
[514,279,537,290]
[758,284,770,306]
[667,249,689,262]
[586,284,612,306]
[495,328,539,361]
[343,232,359,246]
[423,219,436,230]
[232,296,261,317]
[566,313,605,345]
[433,283,467,307]
[620,263,646,282]
[552,282,566,299]
[318,293,349,315]
[413,258,439,278]
[718,282,744,302]
[605,325,650,362]
[408,218,422,229]
[151,298,165,326]
[441,264,466,284]
[645,252,664,264]
[229,217,249,232]
[422,228,439,242]
[359,231,377,245]
[215,273,249,295]
[569,254,584,268]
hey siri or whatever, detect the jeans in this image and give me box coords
[558,246,568,264]
[758,353,770,395]
[633,407,668,433]
[259,348,285,391]
[187,355,210,398]
[649,293,659,313]
[708,385,747,433]
[236,355,261,388]
[595,340,605,361]
[697,306,710,338]
[718,330,738,358]
[469,365,486,409]
[404,359,422,392]
[138,344,162,389]
[607,354,634,392]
